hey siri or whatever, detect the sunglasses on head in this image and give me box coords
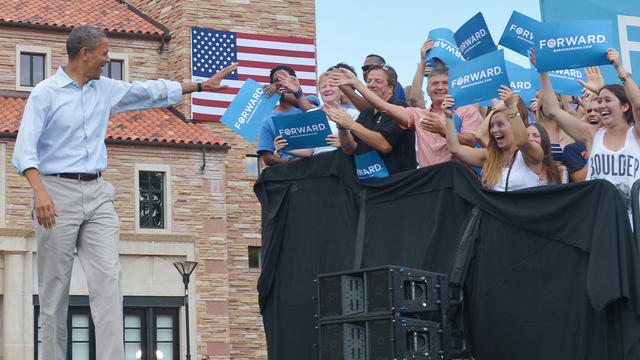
[362,63,390,72]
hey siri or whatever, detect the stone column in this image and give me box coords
[3,252,26,360]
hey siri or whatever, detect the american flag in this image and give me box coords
[190,27,317,122]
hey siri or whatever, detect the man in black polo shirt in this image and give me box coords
[326,64,416,174]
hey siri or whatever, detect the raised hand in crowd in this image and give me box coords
[329,67,359,88]
[492,99,508,112]
[498,86,519,115]
[608,48,640,124]
[420,40,435,61]
[261,71,300,96]
[409,40,435,108]
[260,71,316,111]
[420,40,436,77]
[530,47,596,150]
[329,67,409,127]
[275,71,317,111]
[276,71,302,93]
[607,47,623,68]
[577,66,604,96]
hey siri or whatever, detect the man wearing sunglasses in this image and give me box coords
[362,54,407,102]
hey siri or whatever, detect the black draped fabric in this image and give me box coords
[254,150,640,360]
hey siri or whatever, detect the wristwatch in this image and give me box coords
[619,72,631,83]
[197,82,203,92]
[507,112,520,119]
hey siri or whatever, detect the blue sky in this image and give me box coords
[315,0,541,89]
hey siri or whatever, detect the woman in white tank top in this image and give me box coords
[533,48,640,218]
[444,86,545,191]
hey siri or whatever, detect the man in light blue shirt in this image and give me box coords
[12,25,236,360]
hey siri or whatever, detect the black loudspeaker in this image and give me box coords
[317,266,456,359]
[366,318,393,359]
[319,275,344,318]
[365,269,391,314]
[319,316,443,360]
[319,275,365,318]
[319,321,366,360]
[319,266,448,321]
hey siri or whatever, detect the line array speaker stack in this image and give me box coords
[316,265,465,360]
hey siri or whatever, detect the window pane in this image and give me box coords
[156,343,174,360]
[156,314,173,328]
[156,328,173,342]
[72,328,90,342]
[38,343,42,360]
[125,314,141,328]
[140,172,150,188]
[150,173,163,189]
[125,328,141,342]
[32,55,44,85]
[248,246,261,269]
[71,343,90,360]
[72,314,89,327]
[102,63,109,77]
[125,343,142,359]
[20,54,31,86]
[245,155,260,177]
[112,60,123,80]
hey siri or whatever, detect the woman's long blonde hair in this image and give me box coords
[481,110,509,188]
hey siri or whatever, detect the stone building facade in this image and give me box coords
[0,0,316,359]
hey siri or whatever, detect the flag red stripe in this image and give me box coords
[193,113,222,122]
[238,46,316,58]
[237,32,315,45]
[238,60,316,73]
[192,98,231,108]
[237,74,316,86]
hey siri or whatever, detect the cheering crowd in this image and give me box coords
[256,39,640,219]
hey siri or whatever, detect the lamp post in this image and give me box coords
[173,260,197,360]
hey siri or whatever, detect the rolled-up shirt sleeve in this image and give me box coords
[12,88,49,175]
[108,78,183,114]
[401,107,423,130]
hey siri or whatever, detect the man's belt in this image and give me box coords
[49,172,102,181]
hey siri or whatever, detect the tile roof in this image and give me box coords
[0,0,166,36]
[0,96,227,147]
